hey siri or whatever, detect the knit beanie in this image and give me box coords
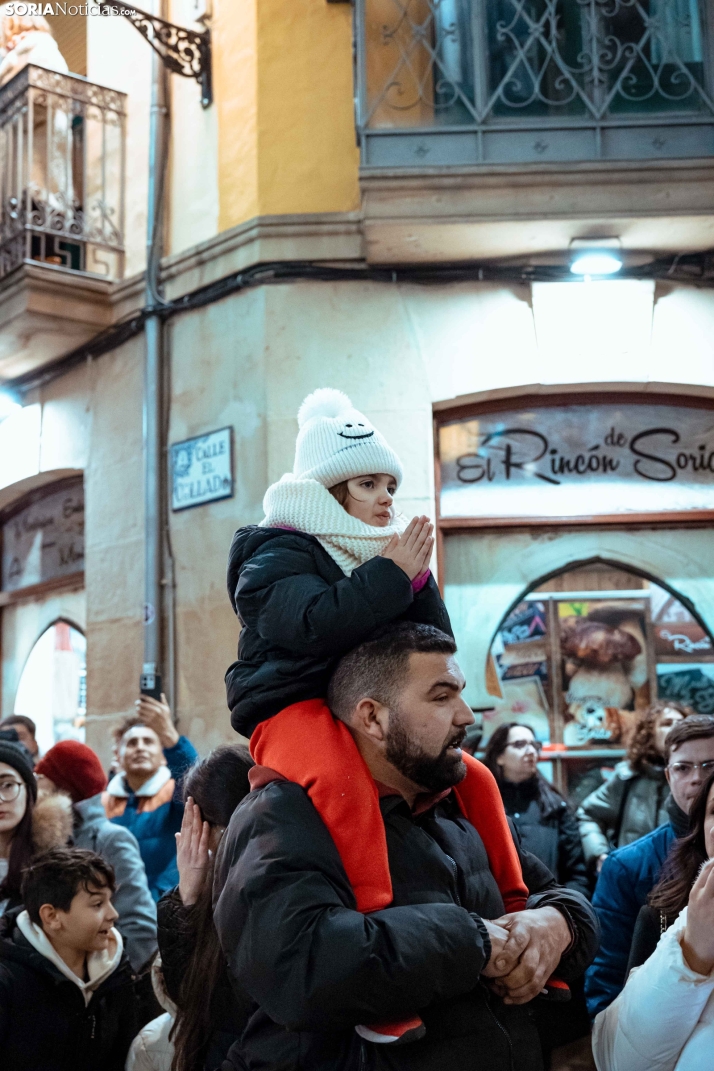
[0,735,37,802]
[293,389,404,489]
[35,740,107,803]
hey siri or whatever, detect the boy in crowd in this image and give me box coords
[35,739,157,972]
[0,847,139,1071]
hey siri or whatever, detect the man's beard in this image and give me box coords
[384,704,468,793]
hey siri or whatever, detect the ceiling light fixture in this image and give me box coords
[569,236,624,278]
[570,251,624,277]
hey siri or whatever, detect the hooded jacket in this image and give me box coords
[0,910,139,1071]
[584,794,689,1018]
[74,793,157,971]
[225,526,452,737]
[593,907,714,1071]
[577,760,670,866]
[213,778,599,1071]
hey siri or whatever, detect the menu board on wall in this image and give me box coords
[1,483,84,593]
[438,402,714,518]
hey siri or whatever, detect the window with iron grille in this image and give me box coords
[355,0,714,167]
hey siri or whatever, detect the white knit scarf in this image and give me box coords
[261,475,407,576]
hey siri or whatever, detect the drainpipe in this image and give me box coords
[141,2,169,703]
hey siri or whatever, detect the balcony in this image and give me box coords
[356,0,714,262]
[357,0,714,167]
[1,64,126,278]
[0,65,128,379]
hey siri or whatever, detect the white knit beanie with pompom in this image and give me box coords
[293,388,403,488]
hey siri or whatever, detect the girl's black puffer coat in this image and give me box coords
[226,526,452,737]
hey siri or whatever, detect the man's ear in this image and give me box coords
[351,697,390,742]
[38,903,62,933]
[665,763,671,788]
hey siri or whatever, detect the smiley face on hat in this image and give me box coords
[338,419,374,441]
[293,388,403,489]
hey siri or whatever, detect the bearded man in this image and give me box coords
[214,624,597,1071]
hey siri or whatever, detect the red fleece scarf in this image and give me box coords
[250,699,528,914]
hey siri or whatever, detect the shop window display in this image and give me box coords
[484,563,714,800]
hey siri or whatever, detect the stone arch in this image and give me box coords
[13,618,86,752]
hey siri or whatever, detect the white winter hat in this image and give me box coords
[293,388,404,489]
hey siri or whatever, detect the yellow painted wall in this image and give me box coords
[215,0,260,230]
[215,0,359,232]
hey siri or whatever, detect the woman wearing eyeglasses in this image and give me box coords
[593,769,714,1071]
[0,736,72,918]
[482,723,590,894]
[577,701,693,875]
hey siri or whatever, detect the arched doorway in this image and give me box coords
[13,620,86,754]
[1,475,85,740]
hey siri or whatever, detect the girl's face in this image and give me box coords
[343,474,397,527]
[704,784,714,859]
[0,760,28,842]
[653,707,684,756]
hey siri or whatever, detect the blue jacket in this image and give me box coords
[104,736,197,901]
[584,821,676,1018]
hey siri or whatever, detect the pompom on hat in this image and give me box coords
[293,388,403,489]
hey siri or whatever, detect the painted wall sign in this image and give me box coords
[2,483,84,592]
[439,402,714,518]
[171,427,234,511]
[658,666,714,716]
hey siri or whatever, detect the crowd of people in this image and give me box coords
[0,388,712,1071]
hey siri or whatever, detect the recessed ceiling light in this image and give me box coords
[570,251,624,277]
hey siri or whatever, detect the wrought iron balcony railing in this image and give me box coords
[356,0,714,168]
[0,65,126,281]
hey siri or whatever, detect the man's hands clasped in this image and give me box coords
[481,907,572,1005]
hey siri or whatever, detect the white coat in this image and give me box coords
[593,907,714,1071]
[125,1012,174,1071]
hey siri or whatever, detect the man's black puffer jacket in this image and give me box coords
[225,526,453,737]
[213,781,599,1071]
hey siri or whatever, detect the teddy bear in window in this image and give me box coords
[561,611,647,748]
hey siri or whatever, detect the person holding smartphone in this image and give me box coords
[103,696,197,901]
